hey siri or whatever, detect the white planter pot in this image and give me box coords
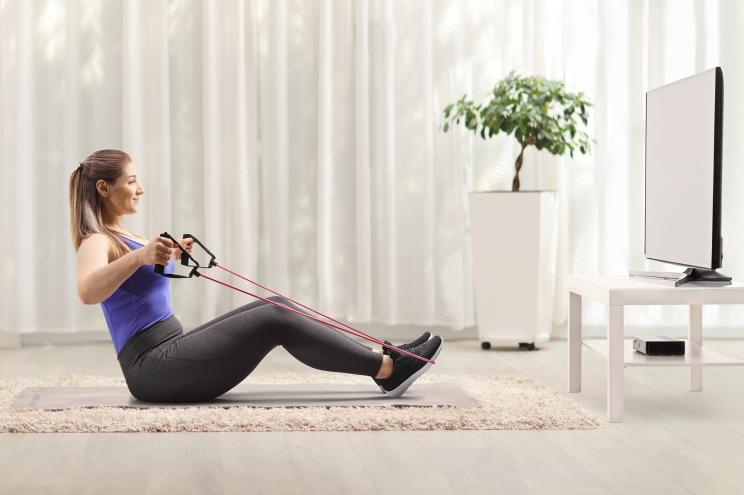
[469,191,559,350]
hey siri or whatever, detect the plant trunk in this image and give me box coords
[512,143,528,192]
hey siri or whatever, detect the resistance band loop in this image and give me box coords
[156,231,435,365]
[216,264,399,356]
[197,272,434,365]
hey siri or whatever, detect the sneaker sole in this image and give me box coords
[382,337,444,398]
[377,334,433,393]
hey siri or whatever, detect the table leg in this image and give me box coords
[568,292,582,393]
[689,304,703,392]
[607,305,624,423]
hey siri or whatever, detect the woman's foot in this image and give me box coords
[373,336,444,398]
[373,332,431,391]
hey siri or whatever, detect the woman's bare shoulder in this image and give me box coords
[80,232,108,247]
[79,233,120,261]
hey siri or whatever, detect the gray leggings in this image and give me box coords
[117,296,384,403]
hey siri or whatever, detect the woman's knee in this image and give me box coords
[266,295,301,311]
[233,296,287,314]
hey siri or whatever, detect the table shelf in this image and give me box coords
[583,339,744,367]
[569,275,744,422]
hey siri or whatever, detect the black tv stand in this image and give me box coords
[629,267,732,286]
[682,267,732,284]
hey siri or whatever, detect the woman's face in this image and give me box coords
[99,161,144,216]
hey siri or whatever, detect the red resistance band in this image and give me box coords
[195,265,434,365]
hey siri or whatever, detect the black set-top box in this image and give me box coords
[633,336,686,356]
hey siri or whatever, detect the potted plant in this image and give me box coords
[442,71,593,350]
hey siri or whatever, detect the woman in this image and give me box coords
[70,149,443,403]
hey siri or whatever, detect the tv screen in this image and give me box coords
[644,67,723,270]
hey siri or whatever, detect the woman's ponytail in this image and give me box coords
[68,150,133,259]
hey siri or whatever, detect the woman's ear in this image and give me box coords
[95,179,110,198]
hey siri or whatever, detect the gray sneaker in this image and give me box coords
[373,336,444,398]
[382,331,431,355]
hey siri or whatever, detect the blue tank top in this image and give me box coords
[101,236,175,354]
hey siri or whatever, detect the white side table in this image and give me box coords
[568,275,744,423]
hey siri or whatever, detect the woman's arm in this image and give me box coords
[77,234,143,305]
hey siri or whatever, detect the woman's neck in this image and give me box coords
[100,203,124,232]
[105,222,126,234]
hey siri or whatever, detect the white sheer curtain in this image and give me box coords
[1,0,744,345]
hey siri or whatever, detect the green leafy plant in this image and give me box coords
[442,71,593,191]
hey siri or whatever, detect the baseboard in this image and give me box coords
[0,331,21,348]
[6,324,744,349]
[20,331,111,347]
[0,323,479,348]
[6,323,744,349]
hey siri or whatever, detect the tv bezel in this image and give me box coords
[643,67,724,270]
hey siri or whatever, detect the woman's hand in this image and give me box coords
[138,235,176,267]
[170,237,194,261]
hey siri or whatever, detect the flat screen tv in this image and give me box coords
[633,67,730,286]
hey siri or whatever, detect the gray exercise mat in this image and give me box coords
[12,382,478,410]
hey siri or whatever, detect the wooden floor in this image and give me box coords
[3,338,744,494]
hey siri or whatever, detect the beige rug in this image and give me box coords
[0,373,602,432]
[13,382,478,409]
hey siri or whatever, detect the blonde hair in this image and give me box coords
[69,149,133,259]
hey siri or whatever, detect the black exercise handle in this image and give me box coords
[181,234,218,268]
[153,231,198,278]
